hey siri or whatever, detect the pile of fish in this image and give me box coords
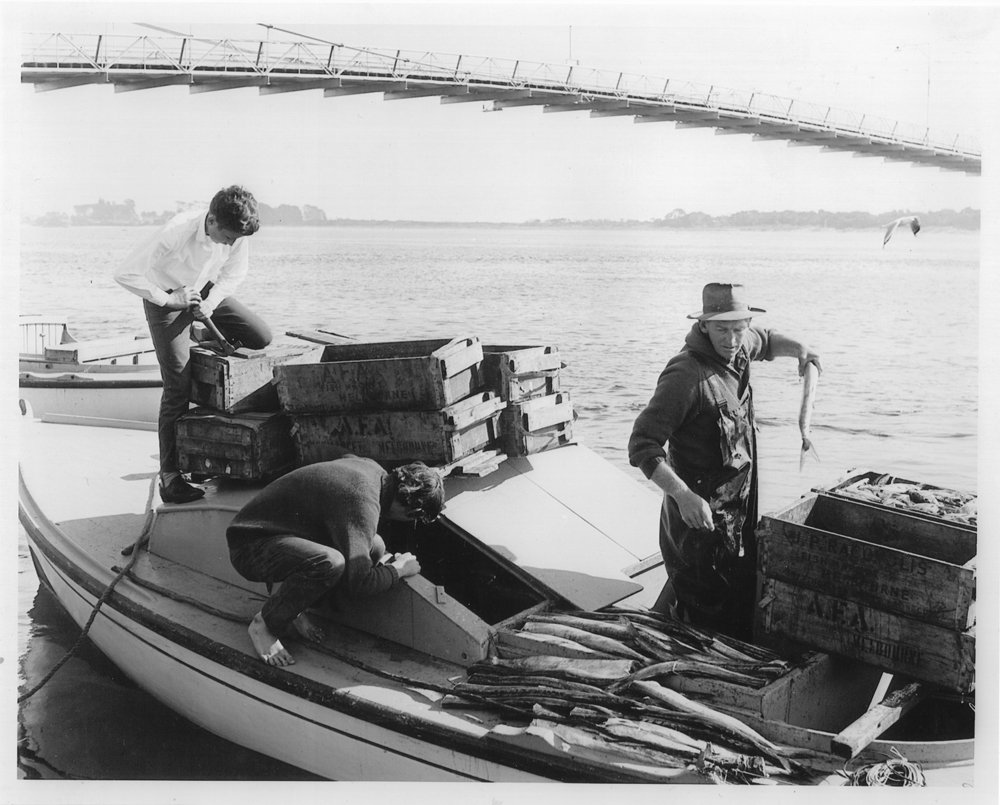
[444,608,824,784]
[834,474,977,526]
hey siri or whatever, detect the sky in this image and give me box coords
[2,1,998,223]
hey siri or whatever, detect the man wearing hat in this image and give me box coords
[628,283,821,641]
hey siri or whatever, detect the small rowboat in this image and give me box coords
[17,408,974,784]
[19,314,161,424]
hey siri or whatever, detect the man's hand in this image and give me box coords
[798,351,823,377]
[672,488,714,532]
[189,303,210,323]
[164,287,202,311]
[390,552,421,578]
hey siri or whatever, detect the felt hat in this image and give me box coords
[688,283,766,321]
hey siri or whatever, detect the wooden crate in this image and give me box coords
[757,578,975,694]
[273,337,485,413]
[290,392,504,466]
[482,344,562,402]
[755,493,976,693]
[670,651,884,730]
[189,344,321,414]
[176,408,295,481]
[498,391,575,456]
[817,470,977,532]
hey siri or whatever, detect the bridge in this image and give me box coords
[21,31,981,175]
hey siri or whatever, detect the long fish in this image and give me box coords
[630,680,791,770]
[798,361,820,472]
[522,622,647,661]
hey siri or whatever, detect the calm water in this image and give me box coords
[16,223,979,779]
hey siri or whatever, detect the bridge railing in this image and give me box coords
[22,32,980,157]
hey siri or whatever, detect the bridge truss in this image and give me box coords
[21,32,981,175]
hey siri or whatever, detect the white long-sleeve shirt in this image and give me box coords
[113,208,250,316]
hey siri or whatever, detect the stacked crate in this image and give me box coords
[481,345,575,457]
[272,337,505,469]
[175,344,322,482]
[754,474,977,693]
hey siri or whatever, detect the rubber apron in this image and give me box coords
[658,358,758,628]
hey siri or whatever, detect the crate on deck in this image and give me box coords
[498,390,575,457]
[289,391,505,467]
[189,344,323,414]
[176,408,295,482]
[481,344,562,403]
[273,337,485,413]
[754,489,976,694]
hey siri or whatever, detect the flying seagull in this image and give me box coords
[882,215,921,248]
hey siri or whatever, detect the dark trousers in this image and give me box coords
[229,535,387,635]
[144,297,271,476]
[656,495,758,642]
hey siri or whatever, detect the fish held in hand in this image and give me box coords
[798,361,820,472]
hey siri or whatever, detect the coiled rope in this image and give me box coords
[18,476,159,704]
[843,747,926,786]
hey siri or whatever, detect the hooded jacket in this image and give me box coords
[628,323,774,481]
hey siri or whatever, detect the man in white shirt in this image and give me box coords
[115,185,272,503]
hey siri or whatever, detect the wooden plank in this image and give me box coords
[38,412,158,431]
[482,344,562,374]
[830,682,925,758]
[284,328,355,345]
[44,336,156,363]
[443,393,505,431]
[756,577,975,693]
[758,512,976,630]
[521,394,574,431]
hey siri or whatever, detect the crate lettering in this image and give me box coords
[326,416,394,438]
[777,528,931,577]
[850,633,923,666]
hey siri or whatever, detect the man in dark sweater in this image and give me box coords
[226,455,445,666]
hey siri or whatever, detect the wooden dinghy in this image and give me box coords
[19,314,162,423]
[17,411,975,784]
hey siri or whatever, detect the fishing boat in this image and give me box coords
[17,402,975,784]
[19,314,161,424]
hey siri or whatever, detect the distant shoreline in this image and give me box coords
[26,205,981,231]
[24,219,981,231]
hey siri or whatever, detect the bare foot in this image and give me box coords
[248,612,295,666]
[292,611,325,643]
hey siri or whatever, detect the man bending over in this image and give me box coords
[226,456,446,666]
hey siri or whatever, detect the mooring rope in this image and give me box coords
[18,476,159,704]
[843,747,926,786]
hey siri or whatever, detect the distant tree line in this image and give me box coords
[650,207,980,230]
[26,201,979,230]
[27,200,330,227]
[523,208,979,230]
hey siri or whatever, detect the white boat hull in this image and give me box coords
[19,372,162,424]
[26,535,545,782]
